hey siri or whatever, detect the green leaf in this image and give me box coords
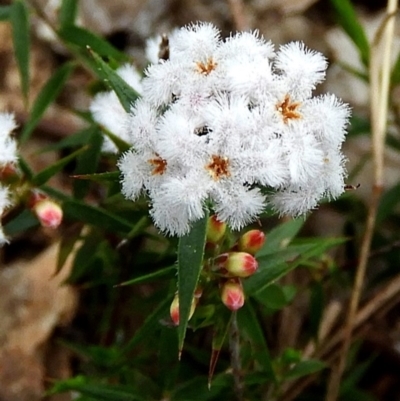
[56,224,83,274]
[59,0,78,29]
[209,308,232,386]
[87,48,140,112]
[71,171,120,183]
[32,146,87,186]
[3,209,38,236]
[21,62,75,143]
[177,211,209,355]
[18,156,34,179]
[62,199,133,234]
[10,0,30,102]
[59,25,128,63]
[330,0,370,67]
[73,128,103,199]
[245,237,346,295]
[102,127,132,153]
[257,218,304,257]
[254,283,296,310]
[0,5,11,20]
[122,295,170,354]
[39,127,98,153]
[49,377,145,401]
[116,265,175,286]
[237,302,276,380]
[285,359,326,380]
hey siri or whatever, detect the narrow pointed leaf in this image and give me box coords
[285,359,326,380]
[87,48,140,112]
[59,25,128,63]
[122,296,170,354]
[73,128,103,199]
[3,209,38,236]
[59,0,78,28]
[177,211,209,354]
[56,223,83,274]
[62,199,133,234]
[116,265,175,287]
[257,218,304,257]
[21,62,75,142]
[32,146,87,186]
[330,0,370,66]
[237,302,275,380]
[71,171,120,183]
[11,0,30,101]
[209,308,232,387]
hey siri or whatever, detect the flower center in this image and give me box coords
[276,94,302,123]
[196,57,218,75]
[206,155,230,180]
[148,155,167,175]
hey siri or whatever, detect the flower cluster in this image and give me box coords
[0,113,18,245]
[118,22,350,236]
[170,217,266,323]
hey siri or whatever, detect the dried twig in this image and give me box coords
[280,273,400,401]
[325,2,399,400]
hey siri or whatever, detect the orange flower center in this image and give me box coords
[206,155,230,180]
[196,58,218,75]
[148,155,167,175]
[276,94,302,123]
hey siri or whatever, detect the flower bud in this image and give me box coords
[212,252,258,278]
[238,229,266,255]
[30,192,63,228]
[206,215,227,244]
[220,279,245,311]
[169,290,200,326]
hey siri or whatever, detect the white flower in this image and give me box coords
[90,64,142,153]
[118,22,351,235]
[0,113,17,245]
[0,113,18,165]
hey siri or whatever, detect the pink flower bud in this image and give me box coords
[238,229,266,255]
[220,279,245,311]
[169,291,200,326]
[206,215,227,244]
[30,192,63,229]
[212,252,258,278]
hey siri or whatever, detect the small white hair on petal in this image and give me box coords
[213,184,265,230]
[275,42,327,98]
[303,93,351,148]
[0,113,17,165]
[171,22,221,61]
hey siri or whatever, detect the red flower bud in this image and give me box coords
[169,290,201,326]
[220,279,245,311]
[238,229,266,255]
[206,215,227,244]
[212,252,258,278]
[30,192,63,229]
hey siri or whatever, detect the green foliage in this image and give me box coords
[21,62,76,142]
[329,0,370,66]
[4,2,398,400]
[177,211,209,353]
[10,0,30,102]
[87,48,140,112]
